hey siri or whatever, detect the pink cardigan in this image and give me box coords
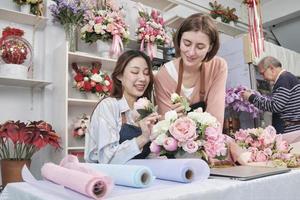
[154,56,228,125]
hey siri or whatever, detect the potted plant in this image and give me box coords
[0,120,61,186]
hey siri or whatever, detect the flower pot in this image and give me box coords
[0,64,28,79]
[64,23,78,52]
[85,93,101,101]
[96,40,112,58]
[20,4,31,14]
[1,159,31,187]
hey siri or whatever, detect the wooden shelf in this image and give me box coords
[130,0,177,11]
[68,51,117,72]
[0,76,51,88]
[0,8,47,29]
[68,98,98,106]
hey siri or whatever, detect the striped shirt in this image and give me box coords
[249,71,300,134]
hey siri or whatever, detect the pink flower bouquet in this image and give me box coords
[136,3,170,59]
[230,126,300,167]
[133,97,155,121]
[150,109,228,163]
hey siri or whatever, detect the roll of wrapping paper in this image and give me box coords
[126,159,210,183]
[59,155,154,188]
[71,163,154,188]
[41,163,112,200]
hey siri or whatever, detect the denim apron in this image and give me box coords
[118,113,151,159]
[176,58,207,112]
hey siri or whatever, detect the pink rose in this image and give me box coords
[254,151,268,162]
[182,140,199,154]
[163,137,178,152]
[204,140,227,159]
[234,130,249,142]
[275,135,289,152]
[260,126,277,146]
[169,117,197,143]
[150,141,161,154]
[133,97,150,110]
[205,127,221,141]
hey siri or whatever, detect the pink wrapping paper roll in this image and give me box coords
[41,163,113,199]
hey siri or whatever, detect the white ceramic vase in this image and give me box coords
[20,4,31,14]
[0,64,28,79]
[96,40,111,58]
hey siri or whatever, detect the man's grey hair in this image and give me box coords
[257,56,282,69]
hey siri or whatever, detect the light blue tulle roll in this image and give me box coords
[126,159,210,183]
[84,163,154,188]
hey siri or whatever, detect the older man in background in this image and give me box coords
[242,56,300,134]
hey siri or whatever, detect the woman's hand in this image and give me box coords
[136,113,160,148]
[170,102,185,117]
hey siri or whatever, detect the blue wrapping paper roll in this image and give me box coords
[126,159,210,183]
[84,163,154,188]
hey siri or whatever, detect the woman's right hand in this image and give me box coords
[170,102,185,117]
[136,113,160,148]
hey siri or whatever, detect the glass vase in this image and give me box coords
[64,23,77,52]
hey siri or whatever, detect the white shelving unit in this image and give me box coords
[0,8,48,29]
[0,76,51,88]
[129,0,177,11]
[53,44,117,160]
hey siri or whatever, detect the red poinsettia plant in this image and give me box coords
[0,26,29,65]
[72,62,112,97]
[0,120,61,160]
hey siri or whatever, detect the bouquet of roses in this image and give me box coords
[136,3,170,59]
[72,113,90,139]
[72,62,112,97]
[225,85,261,118]
[231,126,300,167]
[150,108,227,163]
[132,97,156,121]
[80,0,129,56]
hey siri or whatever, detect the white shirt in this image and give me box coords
[165,61,194,98]
[84,96,141,164]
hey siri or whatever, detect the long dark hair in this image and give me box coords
[173,13,220,62]
[110,50,153,100]
[91,50,153,118]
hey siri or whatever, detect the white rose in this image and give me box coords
[152,120,170,140]
[104,80,110,86]
[165,110,177,122]
[83,77,89,82]
[90,74,103,83]
[171,93,180,103]
[94,24,102,34]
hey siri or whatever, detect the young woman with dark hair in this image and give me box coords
[85,50,160,164]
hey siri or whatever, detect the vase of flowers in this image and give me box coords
[224,85,261,135]
[0,27,33,79]
[80,0,129,58]
[0,120,61,186]
[49,0,88,52]
[72,62,112,99]
[136,4,170,59]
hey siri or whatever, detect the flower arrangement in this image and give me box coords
[0,120,61,160]
[242,0,259,7]
[72,62,112,97]
[150,108,227,163]
[231,126,300,167]
[0,27,31,65]
[136,3,170,59]
[72,113,90,139]
[209,1,239,24]
[133,97,156,121]
[80,0,129,56]
[225,85,261,118]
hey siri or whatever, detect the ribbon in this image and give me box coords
[110,34,123,57]
[146,42,156,60]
